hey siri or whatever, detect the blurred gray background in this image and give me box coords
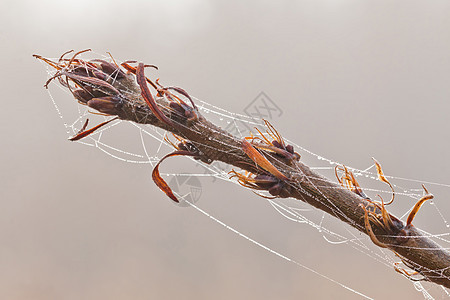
[1,0,450,299]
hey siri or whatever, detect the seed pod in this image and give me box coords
[72,89,93,104]
[286,144,294,154]
[272,140,283,149]
[253,174,279,189]
[87,96,121,115]
[92,59,125,79]
[92,70,107,81]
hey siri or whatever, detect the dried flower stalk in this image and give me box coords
[34,50,450,289]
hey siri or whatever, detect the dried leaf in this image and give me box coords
[69,117,118,141]
[242,139,288,181]
[152,150,198,202]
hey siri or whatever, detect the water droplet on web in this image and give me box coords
[446,223,450,228]
[430,201,434,205]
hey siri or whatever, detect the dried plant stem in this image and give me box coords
[35,53,450,289]
[120,92,450,289]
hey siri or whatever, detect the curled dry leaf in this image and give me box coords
[152,150,199,203]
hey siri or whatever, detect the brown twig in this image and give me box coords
[34,52,450,289]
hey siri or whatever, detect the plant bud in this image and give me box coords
[72,89,93,104]
[87,97,121,115]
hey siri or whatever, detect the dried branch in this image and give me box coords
[34,51,450,289]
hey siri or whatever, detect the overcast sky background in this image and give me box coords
[1,1,450,299]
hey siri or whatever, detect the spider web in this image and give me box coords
[38,52,450,299]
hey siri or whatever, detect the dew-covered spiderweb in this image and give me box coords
[37,52,450,299]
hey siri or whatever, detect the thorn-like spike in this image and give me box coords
[376,194,395,230]
[372,157,395,205]
[406,191,434,226]
[422,184,429,195]
[360,203,388,248]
